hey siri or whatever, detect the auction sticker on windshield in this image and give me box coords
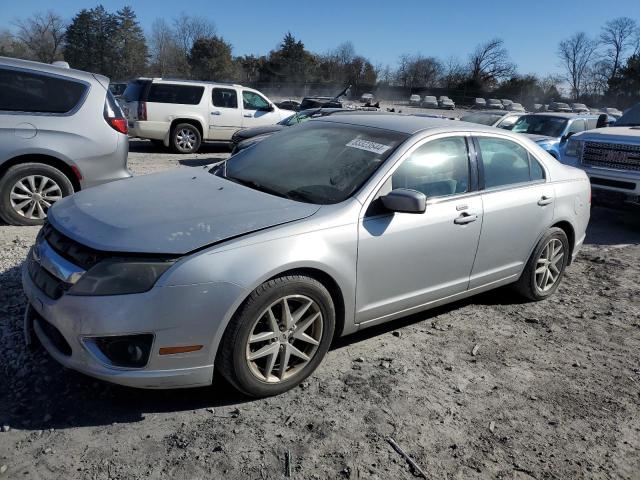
[346,138,391,155]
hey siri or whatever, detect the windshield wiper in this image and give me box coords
[225,176,291,200]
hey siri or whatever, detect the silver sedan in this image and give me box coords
[23,115,591,397]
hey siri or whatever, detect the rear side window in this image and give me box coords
[566,119,585,136]
[212,88,238,108]
[147,84,204,105]
[477,137,532,189]
[392,137,470,198]
[0,67,87,114]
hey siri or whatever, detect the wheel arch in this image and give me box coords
[170,118,204,139]
[265,267,346,340]
[550,219,576,264]
[0,154,81,192]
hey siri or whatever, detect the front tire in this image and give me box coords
[0,163,74,226]
[170,123,201,154]
[217,275,335,397]
[515,227,569,301]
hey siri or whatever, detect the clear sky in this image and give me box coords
[1,0,639,76]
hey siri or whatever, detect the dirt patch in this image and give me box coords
[0,145,638,479]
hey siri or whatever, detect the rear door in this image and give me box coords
[469,134,553,289]
[208,87,242,140]
[241,90,281,128]
[356,135,483,323]
[122,79,150,125]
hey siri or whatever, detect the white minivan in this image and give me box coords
[122,79,296,153]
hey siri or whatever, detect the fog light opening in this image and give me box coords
[90,334,153,368]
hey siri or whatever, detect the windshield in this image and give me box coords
[512,115,568,137]
[615,103,640,126]
[461,113,503,126]
[278,109,317,126]
[219,121,407,205]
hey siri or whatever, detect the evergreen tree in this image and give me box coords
[188,36,234,81]
[112,6,148,79]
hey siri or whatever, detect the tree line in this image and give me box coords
[0,5,638,106]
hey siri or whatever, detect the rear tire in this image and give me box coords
[0,163,74,226]
[170,123,201,154]
[216,275,335,398]
[514,227,569,301]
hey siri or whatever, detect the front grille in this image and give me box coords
[41,224,105,270]
[27,254,71,300]
[581,141,640,171]
[35,317,72,356]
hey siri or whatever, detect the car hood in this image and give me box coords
[47,168,320,255]
[233,125,285,141]
[574,126,640,141]
[525,134,557,144]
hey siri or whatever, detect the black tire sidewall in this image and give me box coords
[0,163,74,226]
[222,276,335,397]
[171,124,201,154]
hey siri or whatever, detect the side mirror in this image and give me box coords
[381,189,426,214]
[262,104,274,112]
[563,131,576,142]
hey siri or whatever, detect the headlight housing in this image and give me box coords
[69,257,175,296]
[565,138,584,158]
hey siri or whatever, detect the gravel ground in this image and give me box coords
[0,142,639,479]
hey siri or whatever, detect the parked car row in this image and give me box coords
[404,94,455,109]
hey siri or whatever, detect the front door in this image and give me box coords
[209,87,243,140]
[356,135,483,323]
[241,90,280,128]
[469,135,554,288]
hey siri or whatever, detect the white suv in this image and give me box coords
[122,79,295,153]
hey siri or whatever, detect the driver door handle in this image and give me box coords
[210,111,221,115]
[537,195,553,206]
[454,212,478,225]
[243,113,253,118]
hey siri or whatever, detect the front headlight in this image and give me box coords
[565,138,584,157]
[69,258,175,296]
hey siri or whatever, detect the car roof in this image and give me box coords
[462,110,509,116]
[313,113,504,135]
[524,112,598,119]
[0,55,107,84]
[133,77,242,88]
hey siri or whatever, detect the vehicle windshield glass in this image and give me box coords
[279,109,316,126]
[615,103,640,126]
[461,113,503,126]
[511,115,568,137]
[218,121,408,205]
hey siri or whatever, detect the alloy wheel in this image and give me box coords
[176,128,197,151]
[245,295,323,383]
[10,175,62,220]
[535,238,565,292]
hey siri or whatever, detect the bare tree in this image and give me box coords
[441,56,466,88]
[468,39,516,88]
[173,13,216,57]
[558,32,598,98]
[600,17,638,81]
[149,18,183,76]
[13,11,65,62]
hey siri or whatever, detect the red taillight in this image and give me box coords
[108,118,128,134]
[138,101,147,121]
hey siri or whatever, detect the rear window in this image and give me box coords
[147,84,204,105]
[0,67,87,114]
[123,80,149,102]
[212,88,238,108]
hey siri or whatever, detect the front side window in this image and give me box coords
[0,67,87,114]
[220,121,407,205]
[212,88,238,108]
[511,115,568,137]
[497,115,519,130]
[147,84,204,105]
[391,137,470,198]
[478,137,533,188]
[566,119,585,136]
[242,91,270,110]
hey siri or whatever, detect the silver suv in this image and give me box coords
[0,57,131,225]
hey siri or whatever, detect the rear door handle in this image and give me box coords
[537,196,553,206]
[454,212,478,225]
[211,111,221,115]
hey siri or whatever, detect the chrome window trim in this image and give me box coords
[0,64,92,117]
